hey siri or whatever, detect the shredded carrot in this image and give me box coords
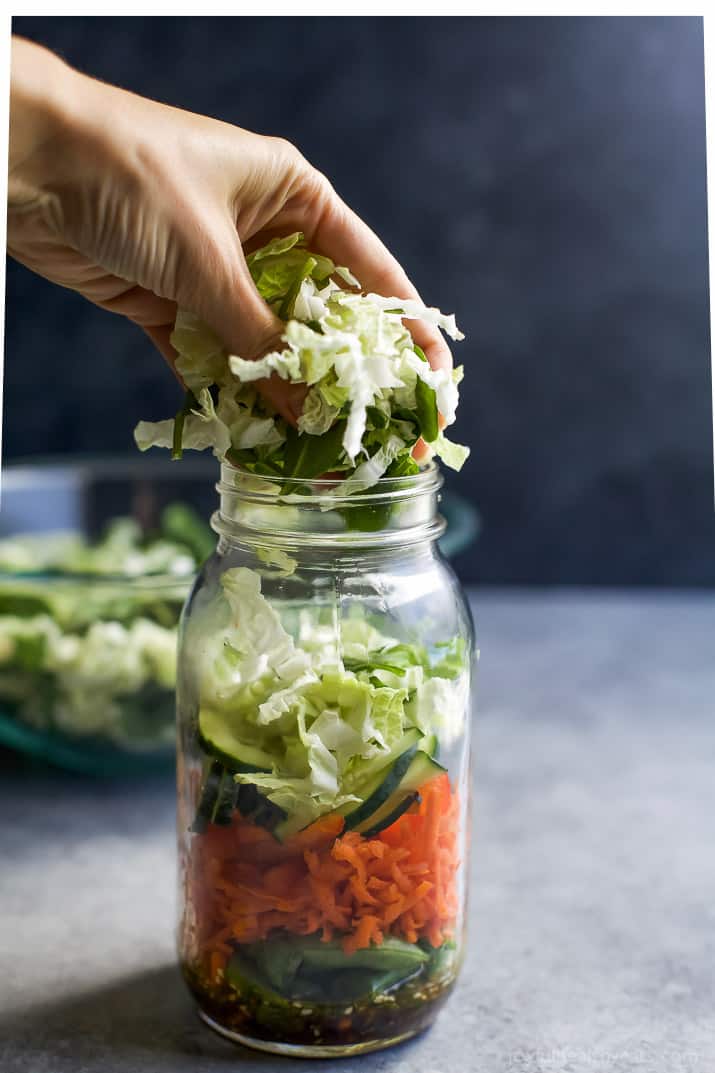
[186,773,460,977]
[343,914,383,955]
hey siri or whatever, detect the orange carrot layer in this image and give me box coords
[185,773,460,981]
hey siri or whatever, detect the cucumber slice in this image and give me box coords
[272,729,428,843]
[198,709,295,837]
[235,782,261,817]
[191,730,286,835]
[353,750,446,837]
[359,791,420,838]
[421,732,439,758]
[191,760,237,832]
[272,800,323,843]
[251,797,288,833]
[395,748,445,793]
[342,728,422,801]
[212,768,238,826]
[273,733,443,843]
[343,740,421,830]
[197,708,275,772]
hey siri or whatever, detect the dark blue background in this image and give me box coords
[5,16,713,584]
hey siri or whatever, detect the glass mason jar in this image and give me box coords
[176,464,475,1057]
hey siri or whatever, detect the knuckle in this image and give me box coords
[268,135,302,165]
[309,168,335,201]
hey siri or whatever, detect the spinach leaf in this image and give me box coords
[225,447,258,467]
[283,421,346,480]
[252,460,285,478]
[390,408,421,446]
[415,379,439,443]
[341,502,393,532]
[366,406,389,429]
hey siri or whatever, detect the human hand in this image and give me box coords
[8,37,452,425]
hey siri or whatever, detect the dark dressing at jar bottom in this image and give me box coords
[182,959,457,1054]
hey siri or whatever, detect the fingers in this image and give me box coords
[92,283,178,329]
[250,371,307,424]
[171,223,306,425]
[144,321,306,425]
[79,235,307,424]
[311,196,453,374]
[412,437,430,462]
[411,414,447,461]
[170,221,281,359]
[253,374,308,425]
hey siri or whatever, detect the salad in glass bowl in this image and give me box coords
[0,457,215,773]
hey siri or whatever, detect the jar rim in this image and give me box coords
[218,460,443,506]
[215,461,446,548]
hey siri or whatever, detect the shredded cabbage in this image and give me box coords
[135,233,469,489]
[191,567,470,825]
[0,507,212,748]
[0,612,178,747]
[0,517,196,579]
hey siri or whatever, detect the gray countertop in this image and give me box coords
[1,591,713,1073]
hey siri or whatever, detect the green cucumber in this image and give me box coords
[353,749,446,837]
[342,728,422,798]
[192,767,286,834]
[358,791,421,838]
[251,797,288,833]
[191,760,237,832]
[192,709,288,834]
[271,729,427,843]
[235,782,261,817]
[272,800,322,843]
[197,708,275,772]
[343,741,421,830]
[421,733,438,758]
[385,747,444,797]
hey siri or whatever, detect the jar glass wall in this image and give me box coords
[176,465,475,1056]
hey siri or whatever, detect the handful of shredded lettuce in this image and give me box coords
[134,233,469,488]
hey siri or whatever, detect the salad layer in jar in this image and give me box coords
[178,566,470,1053]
